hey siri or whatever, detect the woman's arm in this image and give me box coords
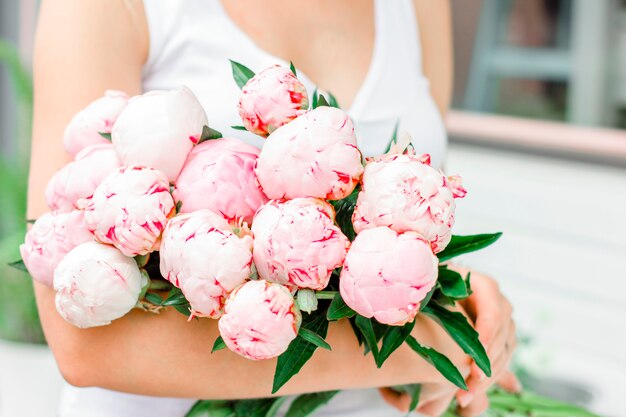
[31,0,470,399]
[414,0,453,116]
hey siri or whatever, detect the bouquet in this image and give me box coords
[13,62,600,417]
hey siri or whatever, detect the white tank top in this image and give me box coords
[59,0,444,415]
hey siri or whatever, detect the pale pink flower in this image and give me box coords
[255,106,363,200]
[446,175,467,198]
[238,65,309,136]
[218,280,301,360]
[352,153,464,253]
[63,90,129,157]
[339,227,438,326]
[19,211,93,287]
[45,144,121,212]
[54,241,147,328]
[174,138,268,224]
[159,210,253,318]
[111,87,208,181]
[83,165,175,257]
[252,198,349,290]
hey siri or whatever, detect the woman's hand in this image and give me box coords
[379,382,458,416]
[379,270,520,417]
[454,270,520,417]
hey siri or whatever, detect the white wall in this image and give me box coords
[447,142,626,417]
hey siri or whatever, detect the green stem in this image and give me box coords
[315,291,338,300]
[148,279,173,291]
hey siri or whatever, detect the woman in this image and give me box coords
[29,0,518,416]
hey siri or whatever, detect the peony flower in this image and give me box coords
[252,198,349,290]
[19,211,93,287]
[54,241,147,328]
[174,138,268,224]
[352,153,465,253]
[159,210,253,318]
[83,165,175,257]
[238,65,309,136]
[255,106,363,200]
[111,87,208,181]
[339,226,438,326]
[63,90,129,157]
[218,280,301,360]
[45,144,121,212]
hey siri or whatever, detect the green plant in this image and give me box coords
[0,38,44,343]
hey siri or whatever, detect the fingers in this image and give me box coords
[417,391,457,417]
[377,388,411,412]
[457,391,489,417]
[497,370,522,393]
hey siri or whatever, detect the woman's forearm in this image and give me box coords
[35,282,470,399]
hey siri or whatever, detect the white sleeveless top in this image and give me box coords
[59,0,445,415]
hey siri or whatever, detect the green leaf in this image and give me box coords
[354,315,380,362]
[162,287,189,306]
[437,233,502,262]
[405,336,468,390]
[8,259,27,272]
[144,292,164,305]
[329,186,359,241]
[264,396,289,417]
[99,132,112,141]
[310,89,319,109]
[173,304,191,316]
[289,61,297,76]
[419,285,438,311]
[229,60,255,89]
[407,384,421,412]
[234,398,280,417]
[231,125,248,131]
[487,390,602,417]
[176,200,183,214]
[283,391,339,417]
[185,400,234,417]
[273,311,329,393]
[378,320,416,367]
[199,125,223,143]
[422,302,491,377]
[327,292,356,320]
[327,93,339,109]
[211,336,226,353]
[437,267,469,299]
[25,218,36,224]
[465,272,473,296]
[298,328,331,351]
[316,94,329,108]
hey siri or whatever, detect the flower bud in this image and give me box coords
[218,280,300,360]
[54,241,147,328]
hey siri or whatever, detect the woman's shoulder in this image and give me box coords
[36,0,148,64]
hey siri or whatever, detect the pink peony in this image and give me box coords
[352,153,465,253]
[19,211,93,287]
[159,210,253,318]
[238,65,309,136]
[255,106,363,200]
[218,280,301,360]
[45,144,121,212]
[339,227,438,326]
[63,90,129,157]
[111,87,208,181]
[83,165,175,257]
[252,198,349,290]
[174,138,268,224]
[54,241,147,328]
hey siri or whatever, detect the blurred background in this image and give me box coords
[0,0,624,416]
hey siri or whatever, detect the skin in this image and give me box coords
[29,0,517,415]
